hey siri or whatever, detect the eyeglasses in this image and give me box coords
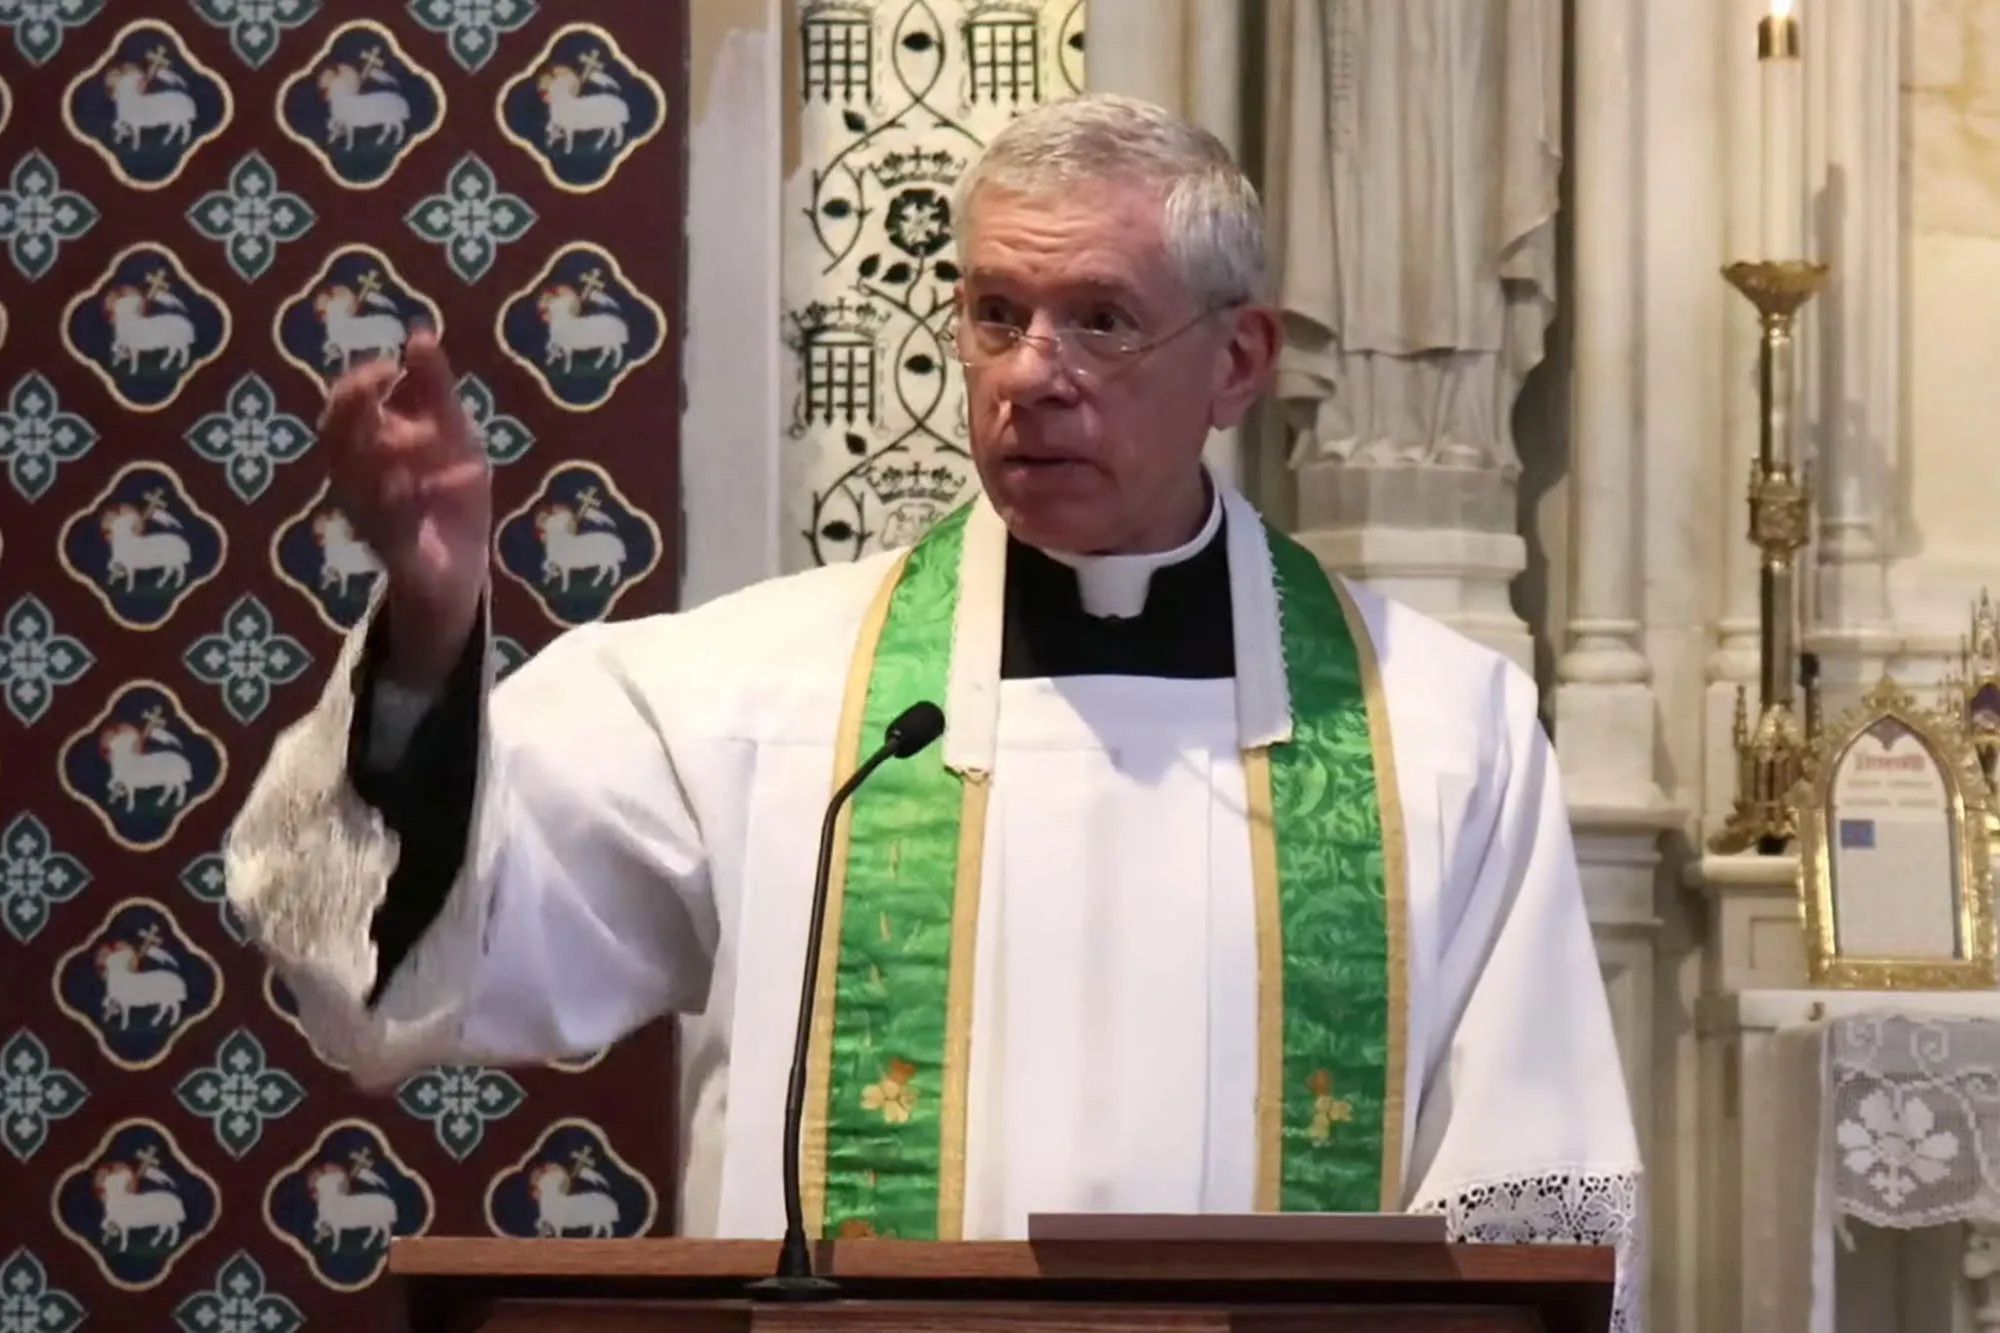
[946,302,1241,378]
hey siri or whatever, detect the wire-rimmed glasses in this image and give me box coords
[946,302,1240,380]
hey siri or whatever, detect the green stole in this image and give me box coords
[799,503,1407,1239]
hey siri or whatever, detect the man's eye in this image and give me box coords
[971,297,1019,325]
[1078,308,1135,336]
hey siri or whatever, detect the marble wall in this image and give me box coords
[683,0,785,609]
[1902,0,2000,638]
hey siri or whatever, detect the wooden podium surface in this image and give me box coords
[389,1236,1614,1332]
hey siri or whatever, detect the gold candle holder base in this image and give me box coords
[1710,688,1807,855]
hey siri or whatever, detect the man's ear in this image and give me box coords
[1210,304,1282,431]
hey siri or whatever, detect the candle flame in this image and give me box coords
[1771,0,1796,18]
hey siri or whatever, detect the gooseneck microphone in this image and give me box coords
[752,700,947,1300]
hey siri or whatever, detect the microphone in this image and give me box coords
[752,700,947,1299]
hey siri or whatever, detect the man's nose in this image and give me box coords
[993,315,1080,406]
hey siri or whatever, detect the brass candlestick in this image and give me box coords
[1710,259,1830,855]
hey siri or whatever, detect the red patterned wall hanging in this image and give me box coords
[0,3,687,1327]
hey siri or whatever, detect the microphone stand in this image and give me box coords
[751,702,943,1300]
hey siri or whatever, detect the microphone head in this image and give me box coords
[883,701,945,758]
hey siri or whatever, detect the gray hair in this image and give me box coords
[953,93,1266,308]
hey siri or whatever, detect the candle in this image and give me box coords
[1760,0,1804,257]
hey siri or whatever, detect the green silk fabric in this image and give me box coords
[1262,524,1390,1212]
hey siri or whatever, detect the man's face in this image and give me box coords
[956,180,1275,555]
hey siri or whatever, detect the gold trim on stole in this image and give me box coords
[801,552,910,1238]
[1330,579,1410,1210]
[935,773,990,1239]
[1244,747,1285,1212]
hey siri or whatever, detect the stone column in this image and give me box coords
[1553,0,1659,808]
[683,0,784,606]
[1633,2,1729,1328]
[1085,0,1248,492]
[1705,0,1774,825]
[1076,0,1185,111]
[1800,0,1899,694]
[1556,25,1683,1332]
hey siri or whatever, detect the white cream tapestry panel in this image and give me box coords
[782,0,1086,570]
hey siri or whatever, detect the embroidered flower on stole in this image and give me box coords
[1307,1069,1354,1145]
[861,1059,919,1125]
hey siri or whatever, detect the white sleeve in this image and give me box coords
[223,599,719,1092]
[1402,665,1646,1331]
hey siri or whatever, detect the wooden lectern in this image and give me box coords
[389,1236,1614,1331]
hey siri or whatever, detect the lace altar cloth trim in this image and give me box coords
[1417,1167,1643,1332]
[1831,1013,2000,1230]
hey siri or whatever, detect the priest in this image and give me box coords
[226,92,1642,1323]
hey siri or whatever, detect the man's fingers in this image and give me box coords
[319,340,487,572]
[397,326,461,422]
[378,463,416,513]
[417,456,490,501]
[377,412,440,459]
[328,409,441,525]
[379,331,479,463]
[316,360,401,450]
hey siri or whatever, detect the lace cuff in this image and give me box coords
[223,592,497,1090]
[1415,1166,1644,1333]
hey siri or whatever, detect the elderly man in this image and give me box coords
[227,93,1640,1319]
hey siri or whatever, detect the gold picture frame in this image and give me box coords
[1795,677,1998,989]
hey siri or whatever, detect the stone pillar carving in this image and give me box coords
[1552,0,1662,808]
[1800,0,1900,691]
[1706,0,1774,825]
[1085,0,1249,492]
[1271,0,1561,674]
[683,0,784,607]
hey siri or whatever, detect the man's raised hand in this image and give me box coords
[320,328,490,692]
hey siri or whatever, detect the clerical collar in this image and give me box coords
[1032,484,1224,620]
[1000,489,1234,681]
